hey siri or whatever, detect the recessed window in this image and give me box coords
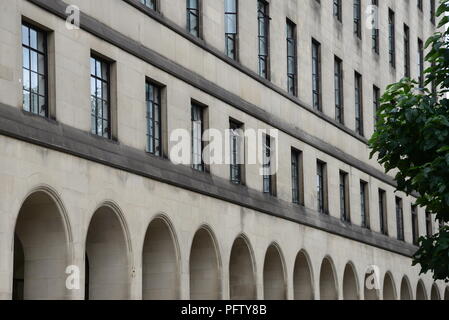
[312,39,322,111]
[360,181,370,229]
[22,23,48,117]
[378,189,388,235]
[286,19,297,96]
[354,71,364,136]
[230,119,244,184]
[418,38,424,88]
[225,0,238,60]
[262,134,276,196]
[191,102,205,171]
[371,0,379,53]
[145,81,162,156]
[426,211,433,236]
[354,0,362,38]
[411,205,419,245]
[396,197,404,241]
[141,0,157,10]
[334,56,344,124]
[373,85,380,126]
[430,0,436,24]
[333,0,342,22]
[404,24,410,78]
[340,171,350,223]
[291,148,303,205]
[258,0,270,79]
[316,160,327,213]
[187,0,200,37]
[90,55,111,139]
[388,9,396,68]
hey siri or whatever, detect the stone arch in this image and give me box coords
[400,276,412,300]
[382,272,396,300]
[189,226,222,300]
[431,284,440,300]
[343,262,359,300]
[416,280,427,300]
[293,250,314,300]
[12,187,72,300]
[263,243,287,300]
[229,234,256,300]
[85,201,132,300]
[319,256,338,300]
[142,214,180,300]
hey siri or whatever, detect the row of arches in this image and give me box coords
[10,188,449,300]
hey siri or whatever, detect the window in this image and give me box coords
[262,134,276,196]
[360,181,370,229]
[411,205,419,245]
[388,9,396,68]
[187,0,200,37]
[354,0,362,38]
[230,119,244,184]
[191,102,205,171]
[312,39,322,111]
[22,23,48,117]
[333,0,342,22]
[334,56,344,124]
[286,19,297,96]
[291,149,303,205]
[317,160,327,213]
[373,85,380,125]
[396,197,404,241]
[225,0,238,60]
[90,55,111,139]
[426,211,433,236]
[379,189,388,235]
[418,0,423,11]
[404,24,410,78]
[418,38,424,88]
[371,0,379,53]
[145,81,162,156]
[258,0,270,79]
[340,171,350,222]
[355,72,364,136]
[430,0,436,24]
[141,0,156,10]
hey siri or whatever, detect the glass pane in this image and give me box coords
[90,78,96,96]
[22,48,29,69]
[30,51,37,72]
[225,15,237,34]
[90,58,96,76]
[37,53,45,74]
[29,29,37,49]
[96,60,101,78]
[101,61,108,80]
[22,69,30,91]
[31,72,38,93]
[225,0,236,12]
[22,25,29,46]
[102,102,109,120]
[38,75,45,95]
[23,92,30,112]
[96,80,102,99]
[39,96,46,116]
[37,31,45,52]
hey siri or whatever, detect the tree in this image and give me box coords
[369,0,449,281]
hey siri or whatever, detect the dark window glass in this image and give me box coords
[90,56,111,139]
[396,197,404,241]
[340,171,350,222]
[187,0,200,37]
[355,72,364,136]
[404,24,410,78]
[388,9,396,67]
[418,0,423,11]
[312,39,321,111]
[379,189,388,235]
[426,211,433,236]
[354,0,362,38]
[258,0,269,79]
[141,0,156,10]
[373,85,380,125]
[230,120,243,184]
[430,0,436,24]
[317,161,327,213]
[418,38,424,88]
[225,0,238,59]
[334,57,344,124]
[191,102,204,171]
[262,134,275,196]
[291,149,303,205]
[411,205,419,245]
[287,20,297,96]
[146,82,162,156]
[22,23,47,117]
[333,0,342,21]
[372,0,379,53]
[360,181,370,229]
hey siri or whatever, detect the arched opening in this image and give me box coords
[383,272,396,300]
[189,228,221,300]
[229,236,256,300]
[416,280,427,300]
[400,277,412,300]
[363,269,380,300]
[263,244,286,300]
[431,284,440,300]
[319,257,338,300]
[445,287,449,300]
[142,217,179,300]
[85,205,130,300]
[293,250,314,300]
[13,191,69,300]
[343,263,359,300]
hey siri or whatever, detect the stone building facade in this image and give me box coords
[0,0,447,300]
